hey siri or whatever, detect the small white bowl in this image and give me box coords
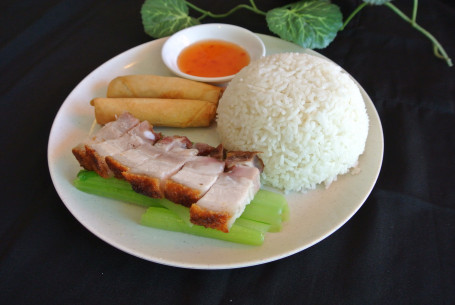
[161,23,266,83]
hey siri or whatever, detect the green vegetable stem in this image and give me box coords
[342,0,452,67]
[74,170,289,245]
[141,207,265,245]
[140,0,451,66]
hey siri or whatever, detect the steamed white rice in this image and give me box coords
[216,52,369,192]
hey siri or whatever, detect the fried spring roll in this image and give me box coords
[107,75,223,104]
[91,97,217,127]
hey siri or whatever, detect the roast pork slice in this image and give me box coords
[154,135,192,152]
[163,156,226,207]
[225,151,264,173]
[72,112,140,170]
[123,149,198,198]
[93,112,141,140]
[190,165,261,232]
[105,135,196,179]
[105,143,164,178]
[85,121,158,177]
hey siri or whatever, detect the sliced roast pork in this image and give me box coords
[105,143,164,178]
[84,120,159,177]
[154,135,193,151]
[189,152,262,232]
[105,135,193,179]
[225,151,264,172]
[122,148,198,198]
[72,112,140,170]
[73,113,265,233]
[163,156,225,207]
[192,143,225,160]
[190,165,261,232]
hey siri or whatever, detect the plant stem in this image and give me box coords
[412,0,418,25]
[385,2,452,67]
[185,2,266,20]
[341,2,368,30]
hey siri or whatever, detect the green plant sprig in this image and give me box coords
[186,1,266,20]
[343,0,452,67]
[141,0,452,66]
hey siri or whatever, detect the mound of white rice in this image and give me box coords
[216,52,369,192]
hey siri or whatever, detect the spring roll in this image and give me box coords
[107,75,223,104]
[91,97,216,128]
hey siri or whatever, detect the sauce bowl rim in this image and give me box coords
[161,23,266,83]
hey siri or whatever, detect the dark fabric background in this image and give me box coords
[1,0,454,304]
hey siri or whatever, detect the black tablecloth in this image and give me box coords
[2,0,454,304]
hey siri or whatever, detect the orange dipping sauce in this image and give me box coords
[177,39,250,78]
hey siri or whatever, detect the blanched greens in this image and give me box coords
[74,170,289,245]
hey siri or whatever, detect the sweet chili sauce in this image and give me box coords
[177,39,250,77]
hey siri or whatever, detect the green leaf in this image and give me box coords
[363,0,391,5]
[141,0,200,38]
[266,0,343,49]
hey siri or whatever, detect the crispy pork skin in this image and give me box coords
[189,205,231,232]
[123,149,198,198]
[122,172,162,198]
[190,165,261,232]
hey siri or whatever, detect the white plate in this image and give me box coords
[48,34,383,269]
